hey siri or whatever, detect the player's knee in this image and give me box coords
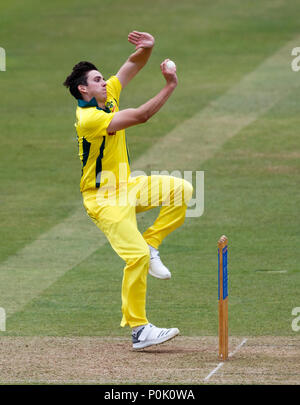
[131,247,150,267]
[141,247,151,264]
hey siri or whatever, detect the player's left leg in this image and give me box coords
[134,175,193,279]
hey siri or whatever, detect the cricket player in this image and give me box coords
[63,31,193,349]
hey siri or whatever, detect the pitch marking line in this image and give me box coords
[204,338,248,382]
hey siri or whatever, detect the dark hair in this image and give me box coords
[63,61,98,99]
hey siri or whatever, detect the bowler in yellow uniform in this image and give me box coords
[63,31,193,349]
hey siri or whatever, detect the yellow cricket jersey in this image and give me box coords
[75,76,131,193]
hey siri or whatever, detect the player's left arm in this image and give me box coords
[116,31,155,89]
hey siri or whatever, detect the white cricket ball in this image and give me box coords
[166,60,176,70]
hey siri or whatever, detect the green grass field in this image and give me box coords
[0,0,300,384]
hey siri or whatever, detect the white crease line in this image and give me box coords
[204,338,248,382]
[204,362,224,382]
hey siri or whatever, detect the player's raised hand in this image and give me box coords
[128,31,155,49]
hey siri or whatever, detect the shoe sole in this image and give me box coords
[148,269,171,280]
[132,329,179,350]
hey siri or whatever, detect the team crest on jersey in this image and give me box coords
[105,100,116,112]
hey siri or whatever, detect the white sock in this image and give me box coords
[148,244,159,258]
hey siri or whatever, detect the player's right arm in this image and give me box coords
[106,59,177,134]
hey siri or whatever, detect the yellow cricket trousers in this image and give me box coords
[82,175,193,328]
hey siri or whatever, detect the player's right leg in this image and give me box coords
[82,190,179,349]
[83,191,149,327]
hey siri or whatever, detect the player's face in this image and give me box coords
[86,70,107,101]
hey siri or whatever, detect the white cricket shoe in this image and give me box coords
[132,323,180,350]
[148,245,171,280]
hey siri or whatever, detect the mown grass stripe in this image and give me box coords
[132,35,300,172]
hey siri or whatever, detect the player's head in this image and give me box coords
[63,61,107,102]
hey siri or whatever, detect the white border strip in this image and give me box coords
[204,338,248,382]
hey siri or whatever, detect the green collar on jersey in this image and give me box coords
[78,97,110,112]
